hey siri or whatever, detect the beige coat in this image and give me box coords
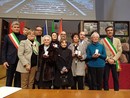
[16,39,39,73]
[100,37,122,61]
[68,39,89,76]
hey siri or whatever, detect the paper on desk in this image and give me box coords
[0,86,22,98]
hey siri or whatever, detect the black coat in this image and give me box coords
[54,47,74,87]
[36,44,58,87]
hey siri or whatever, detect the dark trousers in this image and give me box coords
[71,76,84,90]
[87,67,92,90]
[103,63,119,91]
[6,64,21,87]
[89,67,104,90]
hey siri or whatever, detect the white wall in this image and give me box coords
[95,0,104,20]
[96,0,130,21]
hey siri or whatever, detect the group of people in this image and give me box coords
[2,21,122,91]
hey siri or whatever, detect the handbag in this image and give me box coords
[60,74,69,86]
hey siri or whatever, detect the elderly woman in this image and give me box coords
[86,31,106,90]
[16,30,39,89]
[36,35,56,89]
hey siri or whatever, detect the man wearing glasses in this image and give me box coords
[35,26,43,44]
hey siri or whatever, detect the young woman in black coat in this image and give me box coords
[51,32,59,48]
[54,40,74,89]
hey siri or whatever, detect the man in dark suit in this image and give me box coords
[35,26,43,44]
[2,21,26,87]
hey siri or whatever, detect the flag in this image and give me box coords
[51,20,55,32]
[43,20,48,36]
[58,19,63,40]
[58,19,62,36]
[19,22,25,34]
[9,22,12,34]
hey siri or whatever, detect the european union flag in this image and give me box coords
[43,20,48,36]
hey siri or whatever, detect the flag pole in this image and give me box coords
[16,16,19,21]
[46,20,48,35]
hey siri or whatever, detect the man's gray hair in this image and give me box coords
[11,21,20,27]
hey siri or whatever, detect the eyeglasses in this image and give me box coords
[61,34,66,35]
[36,29,42,31]
[106,29,113,31]
[80,34,85,36]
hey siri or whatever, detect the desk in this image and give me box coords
[109,64,130,89]
[5,89,130,98]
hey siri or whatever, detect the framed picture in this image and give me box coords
[114,21,129,36]
[99,21,114,36]
[83,21,98,35]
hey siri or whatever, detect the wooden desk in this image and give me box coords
[6,89,130,98]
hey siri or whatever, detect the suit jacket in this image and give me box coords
[16,39,39,73]
[100,37,122,61]
[36,36,43,44]
[2,33,26,64]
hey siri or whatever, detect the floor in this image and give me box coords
[0,65,6,87]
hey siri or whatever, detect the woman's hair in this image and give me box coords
[60,39,67,44]
[51,32,57,36]
[26,29,35,36]
[51,32,58,39]
[42,35,52,42]
[71,33,79,39]
[90,31,100,38]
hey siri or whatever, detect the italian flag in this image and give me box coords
[58,19,63,41]
[8,33,20,49]
[104,37,121,71]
